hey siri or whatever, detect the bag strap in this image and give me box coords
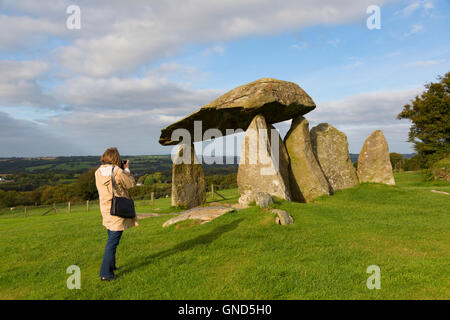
[111,166,115,197]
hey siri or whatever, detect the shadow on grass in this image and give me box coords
[121,218,244,275]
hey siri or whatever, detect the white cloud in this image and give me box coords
[343,57,363,69]
[0,60,55,107]
[52,72,222,112]
[202,45,226,56]
[396,1,421,17]
[403,23,424,37]
[327,38,341,47]
[0,111,82,157]
[0,84,421,156]
[386,51,401,57]
[271,88,419,153]
[395,0,434,17]
[152,62,209,81]
[337,123,413,154]
[271,88,420,135]
[28,0,391,77]
[306,88,420,153]
[292,42,308,50]
[0,0,424,156]
[0,59,224,156]
[309,88,420,126]
[0,60,49,80]
[40,109,175,155]
[0,14,63,51]
[423,1,434,10]
[405,59,446,67]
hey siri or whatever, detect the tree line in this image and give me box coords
[0,168,238,208]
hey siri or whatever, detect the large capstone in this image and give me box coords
[357,130,395,185]
[284,116,331,202]
[159,78,316,145]
[237,114,291,201]
[310,123,359,191]
[171,144,206,208]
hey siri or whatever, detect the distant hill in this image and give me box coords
[0,153,416,174]
[349,153,415,163]
[0,155,239,192]
[0,155,239,176]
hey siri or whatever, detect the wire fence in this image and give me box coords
[0,194,161,219]
[0,184,233,219]
[0,200,98,219]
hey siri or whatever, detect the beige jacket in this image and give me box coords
[95,164,139,231]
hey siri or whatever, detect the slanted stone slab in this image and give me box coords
[310,123,358,191]
[431,190,450,195]
[162,206,234,227]
[171,144,206,208]
[159,78,316,145]
[209,202,248,211]
[284,116,331,202]
[431,157,449,182]
[237,114,292,201]
[137,213,177,219]
[357,130,395,185]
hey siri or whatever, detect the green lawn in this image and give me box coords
[0,172,448,299]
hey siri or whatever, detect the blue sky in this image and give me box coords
[0,0,449,157]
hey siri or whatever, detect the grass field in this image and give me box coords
[0,172,448,299]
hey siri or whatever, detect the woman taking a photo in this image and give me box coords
[95,147,138,281]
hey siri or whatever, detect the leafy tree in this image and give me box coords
[1,191,18,207]
[205,173,237,190]
[397,72,450,167]
[137,174,146,184]
[389,153,404,170]
[76,168,98,200]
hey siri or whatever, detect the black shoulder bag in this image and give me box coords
[110,166,136,219]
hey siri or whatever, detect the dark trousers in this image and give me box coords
[100,229,123,278]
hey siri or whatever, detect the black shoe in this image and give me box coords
[101,275,117,281]
[113,266,121,271]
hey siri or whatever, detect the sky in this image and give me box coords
[0,0,449,157]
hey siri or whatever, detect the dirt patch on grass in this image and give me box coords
[0,287,31,299]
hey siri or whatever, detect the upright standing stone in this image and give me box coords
[284,116,331,202]
[357,130,395,185]
[310,123,359,191]
[432,157,449,182]
[171,144,206,208]
[237,114,291,201]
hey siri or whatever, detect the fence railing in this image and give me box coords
[0,200,101,218]
[0,184,233,219]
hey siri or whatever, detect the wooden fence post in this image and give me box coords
[211,184,215,200]
[86,200,89,212]
[53,203,56,213]
[151,192,154,206]
[68,202,71,214]
[24,207,27,217]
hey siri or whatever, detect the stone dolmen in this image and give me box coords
[159,78,395,208]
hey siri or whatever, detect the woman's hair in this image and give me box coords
[100,147,122,166]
